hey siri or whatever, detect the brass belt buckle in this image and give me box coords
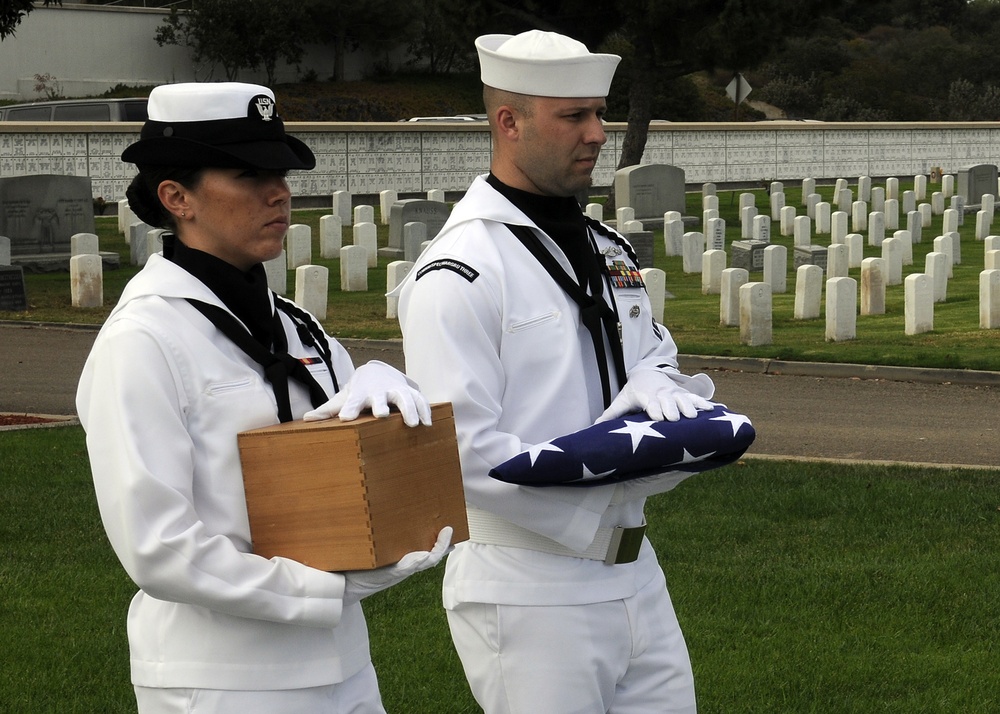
[604,524,647,565]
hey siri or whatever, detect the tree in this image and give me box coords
[300,0,421,81]
[1,0,33,41]
[155,0,306,83]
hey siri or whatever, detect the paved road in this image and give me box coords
[2,323,997,469]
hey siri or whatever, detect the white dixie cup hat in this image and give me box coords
[475,30,621,99]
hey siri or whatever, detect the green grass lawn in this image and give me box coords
[2,426,997,713]
[3,179,999,371]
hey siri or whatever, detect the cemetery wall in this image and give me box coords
[4,121,1000,203]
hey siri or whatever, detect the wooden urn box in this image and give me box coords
[238,403,468,571]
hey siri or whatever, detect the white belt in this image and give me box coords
[465,507,646,565]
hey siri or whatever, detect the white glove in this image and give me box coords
[597,370,715,423]
[342,526,453,603]
[303,360,432,426]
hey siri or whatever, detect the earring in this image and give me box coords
[181,212,186,218]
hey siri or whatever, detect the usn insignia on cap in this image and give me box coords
[251,95,275,121]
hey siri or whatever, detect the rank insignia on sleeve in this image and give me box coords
[607,260,644,289]
[416,259,480,282]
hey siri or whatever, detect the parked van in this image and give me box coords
[0,97,147,122]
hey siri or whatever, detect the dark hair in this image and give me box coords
[125,165,204,230]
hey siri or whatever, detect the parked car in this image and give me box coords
[399,114,487,123]
[0,97,147,122]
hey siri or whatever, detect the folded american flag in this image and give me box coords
[489,405,755,487]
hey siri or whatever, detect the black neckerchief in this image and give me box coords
[163,235,336,422]
[486,173,599,288]
[486,174,627,408]
[163,234,275,348]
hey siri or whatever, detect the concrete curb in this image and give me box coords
[4,321,999,388]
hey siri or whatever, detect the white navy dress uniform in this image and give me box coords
[397,31,716,714]
[77,82,447,714]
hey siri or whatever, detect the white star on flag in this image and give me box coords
[525,441,564,465]
[610,420,666,452]
[710,411,753,437]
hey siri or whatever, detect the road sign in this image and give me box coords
[726,73,752,105]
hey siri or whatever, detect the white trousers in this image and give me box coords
[133,662,386,714]
[446,572,696,714]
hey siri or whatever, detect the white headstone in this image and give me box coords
[868,211,885,247]
[895,228,914,267]
[801,178,816,204]
[70,253,102,308]
[851,201,868,232]
[882,236,903,285]
[702,249,726,295]
[902,190,916,215]
[640,268,666,324]
[793,215,811,248]
[294,265,328,320]
[623,219,644,235]
[427,188,446,203]
[942,208,959,235]
[702,182,717,197]
[846,233,864,269]
[752,214,771,243]
[871,186,885,213]
[616,206,635,226]
[681,232,705,273]
[886,177,899,200]
[815,202,831,234]
[780,205,796,236]
[379,190,397,225]
[919,203,932,228]
[933,234,955,277]
[861,257,886,315]
[740,206,758,239]
[71,232,99,256]
[976,210,991,240]
[739,192,755,215]
[664,219,683,256]
[739,282,772,346]
[333,190,352,220]
[925,251,948,303]
[286,224,312,270]
[129,221,151,266]
[703,194,719,212]
[720,268,749,327]
[263,251,287,294]
[942,174,955,199]
[320,214,343,259]
[827,243,849,279]
[794,264,823,320]
[706,217,726,251]
[353,221,378,268]
[904,273,933,335]
[763,244,787,294]
[980,269,1000,328]
[858,176,872,202]
[354,204,374,225]
[831,211,849,244]
[931,191,945,215]
[703,208,720,234]
[146,228,166,260]
[340,245,368,292]
[806,192,821,219]
[403,221,427,262]
[986,235,1000,254]
[770,191,785,221]
[386,260,414,319]
[914,174,927,201]
[586,203,603,221]
[906,211,922,247]
[884,198,899,230]
[986,250,1000,271]
[825,276,857,342]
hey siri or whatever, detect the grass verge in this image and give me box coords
[2,426,997,712]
